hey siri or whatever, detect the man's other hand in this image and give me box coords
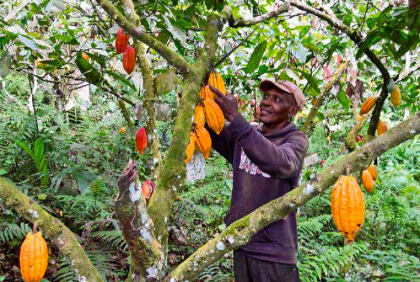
[209,85,240,122]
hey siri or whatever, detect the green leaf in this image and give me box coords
[34,138,45,164]
[337,89,350,110]
[246,41,267,73]
[0,169,7,176]
[105,70,136,91]
[295,69,320,93]
[18,35,38,50]
[16,140,35,159]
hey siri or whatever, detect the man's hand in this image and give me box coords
[209,85,240,122]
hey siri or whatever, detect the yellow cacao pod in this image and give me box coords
[367,164,377,180]
[331,175,365,243]
[203,99,225,135]
[391,86,401,106]
[20,231,48,282]
[199,85,214,100]
[360,96,377,115]
[362,170,374,193]
[377,120,387,136]
[185,132,196,163]
[194,104,206,127]
[208,72,226,95]
[195,126,211,159]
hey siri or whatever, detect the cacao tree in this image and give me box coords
[0,0,419,281]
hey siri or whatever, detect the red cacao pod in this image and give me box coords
[123,46,136,74]
[141,180,155,203]
[115,28,129,54]
[135,127,147,155]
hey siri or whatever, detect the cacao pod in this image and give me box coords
[20,231,48,282]
[185,132,197,163]
[390,86,401,106]
[123,46,136,74]
[367,164,377,180]
[376,120,387,136]
[135,127,147,155]
[331,175,365,242]
[360,96,377,115]
[141,180,155,204]
[195,126,211,159]
[115,28,130,54]
[203,98,225,135]
[208,72,226,95]
[199,85,214,100]
[119,127,126,134]
[311,98,316,106]
[361,170,374,193]
[194,104,206,127]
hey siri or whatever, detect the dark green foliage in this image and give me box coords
[0,222,31,245]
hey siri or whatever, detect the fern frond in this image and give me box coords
[92,230,127,251]
[0,222,32,244]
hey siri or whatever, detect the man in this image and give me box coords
[208,79,309,282]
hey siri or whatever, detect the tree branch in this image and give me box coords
[302,61,349,134]
[165,112,420,282]
[0,178,103,282]
[114,160,163,280]
[395,62,420,83]
[228,1,290,27]
[95,0,193,75]
[147,15,224,250]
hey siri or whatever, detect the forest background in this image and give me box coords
[0,0,419,281]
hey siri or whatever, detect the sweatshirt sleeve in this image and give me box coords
[206,123,236,164]
[228,115,309,179]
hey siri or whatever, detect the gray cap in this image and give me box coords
[259,79,305,109]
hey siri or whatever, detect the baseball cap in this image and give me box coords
[259,79,305,109]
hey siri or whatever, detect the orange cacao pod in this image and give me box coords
[195,126,211,159]
[390,86,401,106]
[194,104,206,127]
[376,120,387,136]
[20,231,48,282]
[208,72,226,95]
[135,127,147,155]
[123,46,136,74]
[185,132,197,163]
[199,85,214,100]
[203,98,225,135]
[362,170,374,193]
[367,164,377,180]
[331,175,365,242]
[360,96,377,115]
[115,28,130,54]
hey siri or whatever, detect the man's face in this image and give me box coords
[258,88,297,125]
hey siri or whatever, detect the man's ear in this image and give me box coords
[288,105,299,118]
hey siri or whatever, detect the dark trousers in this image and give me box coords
[233,250,300,282]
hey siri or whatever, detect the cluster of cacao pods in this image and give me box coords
[185,72,226,163]
[20,229,48,282]
[115,28,136,74]
[135,127,147,155]
[361,164,377,193]
[359,96,390,137]
[331,164,379,242]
